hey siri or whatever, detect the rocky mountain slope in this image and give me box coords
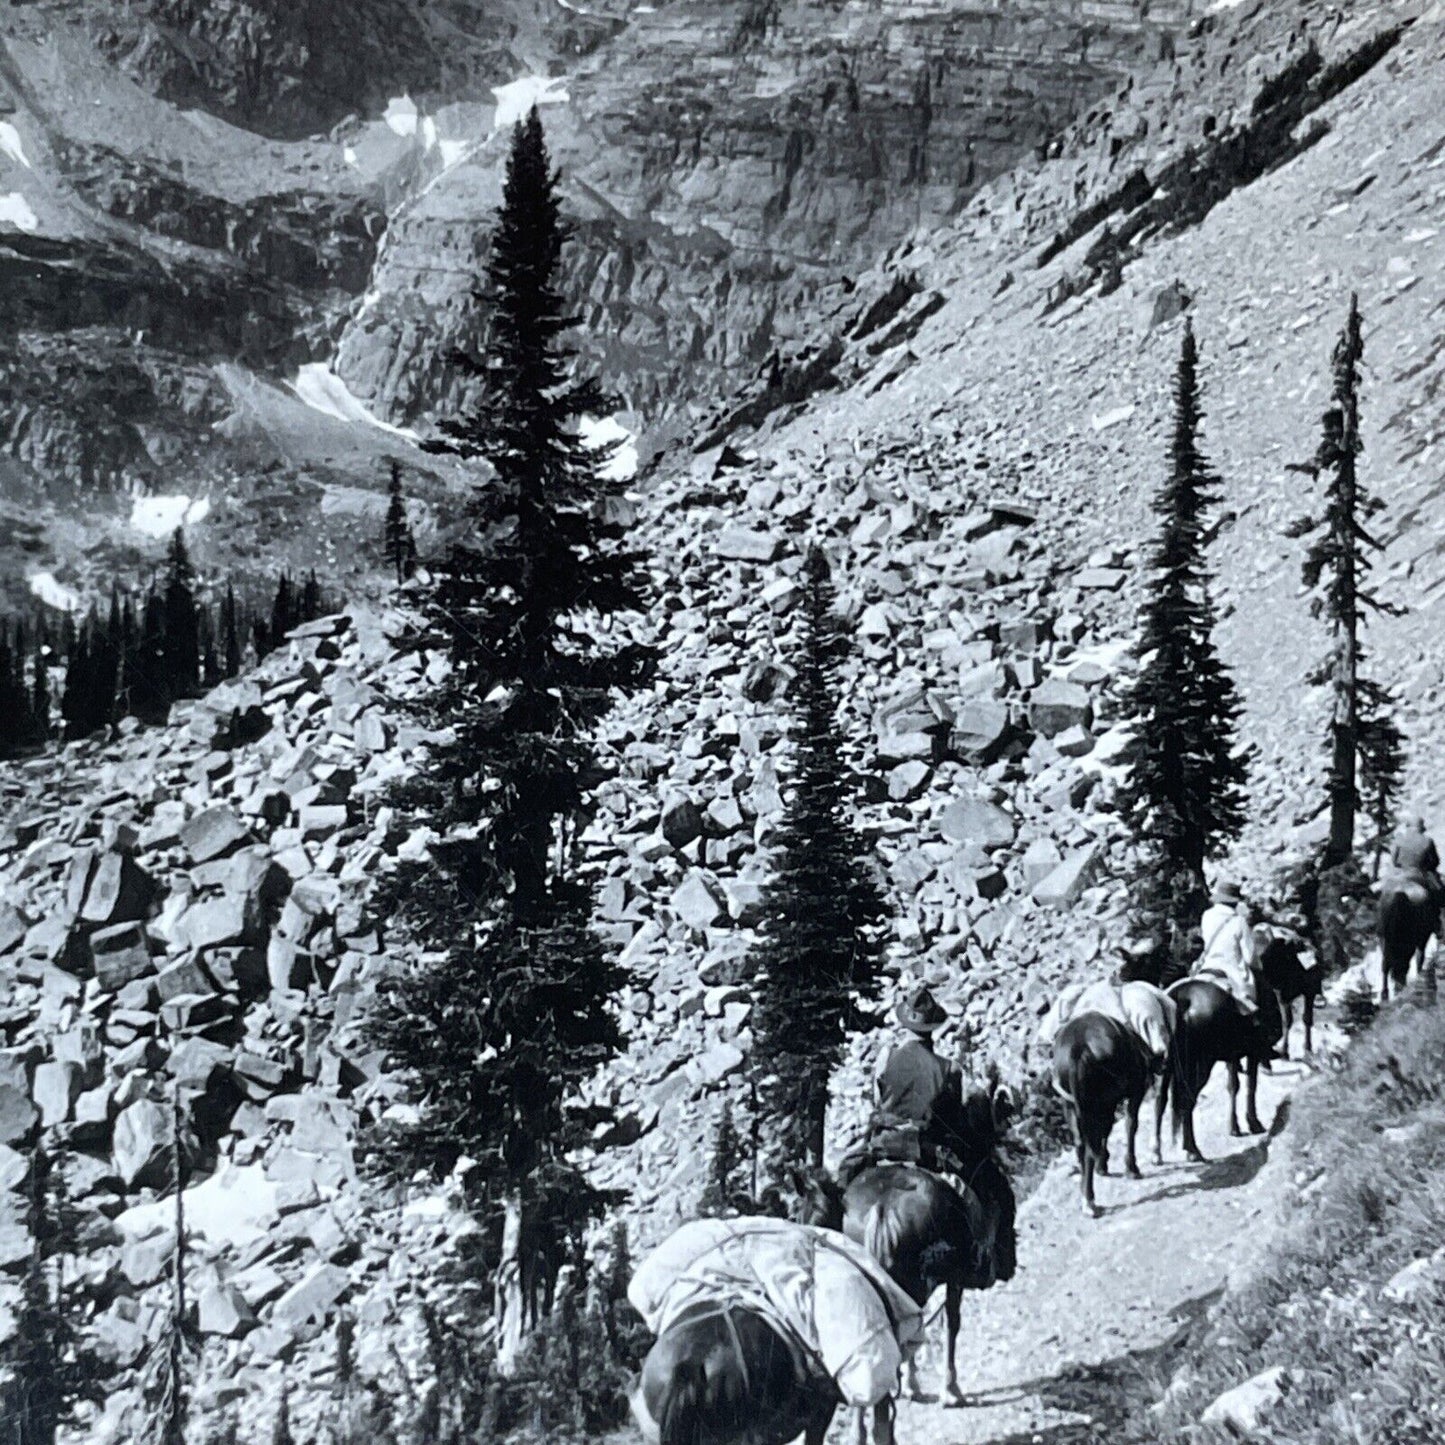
[0,0,1443,1439]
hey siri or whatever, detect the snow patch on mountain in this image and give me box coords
[580,415,639,480]
[292,363,419,439]
[0,121,29,169]
[383,96,420,137]
[131,495,212,539]
[28,572,81,613]
[491,76,569,134]
[0,193,37,232]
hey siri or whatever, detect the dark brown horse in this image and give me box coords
[1255,927,1321,1057]
[1378,882,1438,1001]
[1156,977,1280,1163]
[634,1299,848,1445]
[1052,1012,1153,1218]
[794,1085,1017,1406]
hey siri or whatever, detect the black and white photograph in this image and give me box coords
[0,0,1441,1440]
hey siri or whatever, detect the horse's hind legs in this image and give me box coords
[1226,1059,1242,1137]
[1245,1056,1265,1135]
[944,1282,967,1406]
[1152,1071,1169,1166]
[1124,1092,1143,1179]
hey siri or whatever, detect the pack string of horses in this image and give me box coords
[627,819,1443,1445]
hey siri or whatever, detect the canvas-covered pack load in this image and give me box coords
[629,1217,926,1408]
[1037,979,1176,1068]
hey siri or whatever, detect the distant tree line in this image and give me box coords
[0,530,330,758]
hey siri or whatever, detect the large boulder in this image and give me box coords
[179,807,252,865]
[671,872,727,933]
[112,1098,173,1190]
[0,1085,38,1145]
[1028,678,1093,738]
[1031,849,1099,909]
[938,797,1017,850]
[89,922,154,992]
[78,853,155,929]
[1201,1367,1290,1434]
[952,700,1012,763]
[272,1263,350,1328]
[715,527,782,563]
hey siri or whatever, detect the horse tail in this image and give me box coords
[862,1199,904,1276]
[1378,888,1417,988]
[657,1356,708,1445]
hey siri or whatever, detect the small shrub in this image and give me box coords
[1338,980,1378,1037]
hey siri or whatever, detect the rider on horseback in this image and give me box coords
[839,985,975,1187]
[1194,879,1259,1012]
[1392,816,1444,925]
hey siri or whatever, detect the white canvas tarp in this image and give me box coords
[1037,980,1175,1067]
[629,1217,926,1408]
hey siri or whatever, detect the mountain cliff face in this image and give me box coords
[336,0,1190,431]
[0,0,1190,613]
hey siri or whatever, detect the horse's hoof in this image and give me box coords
[1152,1153,1164,1168]
[1127,1164,1143,1180]
[1247,1118,1266,1135]
[1228,1123,1242,1138]
[1096,1161,1110,1177]
[1186,1149,1206,1164]
[1082,1199,1100,1219]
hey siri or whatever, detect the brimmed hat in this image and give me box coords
[897,984,948,1034]
[1211,879,1243,906]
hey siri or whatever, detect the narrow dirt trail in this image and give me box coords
[870,1054,1318,1445]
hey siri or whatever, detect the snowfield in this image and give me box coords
[28,572,81,613]
[492,77,569,134]
[0,121,30,169]
[579,415,639,480]
[0,193,37,232]
[130,494,212,539]
[291,363,418,439]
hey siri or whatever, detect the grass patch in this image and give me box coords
[1089,989,1445,1441]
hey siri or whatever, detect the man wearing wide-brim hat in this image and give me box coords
[841,984,971,1182]
[1193,878,1259,1012]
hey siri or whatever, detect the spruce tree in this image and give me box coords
[60,619,91,739]
[269,572,293,651]
[363,106,650,1373]
[301,570,320,622]
[1118,321,1249,945]
[135,586,168,723]
[221,583,241,679]
[698,1100,747,1217]
[162,529,200,703]
[29,636,49,743]
[1296,295,1401,865]
[1359,680,1406,876]
[0,1140,95,1444]
[384,460,413,586]
[746,545,888,1173]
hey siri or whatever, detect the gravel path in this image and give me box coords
[864,1054,1317,1445]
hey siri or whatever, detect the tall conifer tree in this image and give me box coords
[1118,321,1249,949]
[747,546,888,1172]
[1296,295,1401,865]
[363,106,650,1372]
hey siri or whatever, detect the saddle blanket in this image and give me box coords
[629,1217,926,1408]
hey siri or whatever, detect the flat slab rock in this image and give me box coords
[714,526,782,563]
